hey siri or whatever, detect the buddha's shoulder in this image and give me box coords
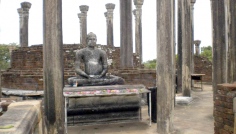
[95,48,106,53]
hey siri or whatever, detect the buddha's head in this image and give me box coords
[87,32,97,47]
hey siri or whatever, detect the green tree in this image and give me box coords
[143,59,156,69]
[0,43,18,70]
[200,46,212,62]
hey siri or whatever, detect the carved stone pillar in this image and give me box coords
[181,0,192,97]
[79,5,89,46]
[190,0,196,74]
[120,0,133,68]
[177,0,183,93]
[156,0,175,133]
[17,2,31,47]
[225,0,236,83]
[104,3,115,47]
[43,0,64,133]
[133,0,144,64]
[211,0,227,101]
[194,40,201,56]
[78,13,86,46]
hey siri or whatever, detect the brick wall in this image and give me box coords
[2,44,144,90]
[11,44,141,70]
[2,45,212,90]
[194,56,212,82]
[214,83,236,134]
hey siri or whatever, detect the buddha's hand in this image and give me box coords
[92,75,102,79]
[78,72,89,78]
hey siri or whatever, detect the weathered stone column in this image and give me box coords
[43,0,64,133]
[79,5,89,46]
[181,0,192,97]
[120,0,133,68]
[17,2,31,47]
[194,40,201,56]
[211,0,227,100]
[133,0,144,64]
[177,0,183,93]
[104,3,115,47]
[190,0,196,74]
[225,0,236,83]
[78,13,85,46]
[156,0,175,133]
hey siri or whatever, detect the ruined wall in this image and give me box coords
[2,45,212,90]
[11,44,141,69]
[214,84,235,134]
[194,56,212,82]
[2,44,143,90]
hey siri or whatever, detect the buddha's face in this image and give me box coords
[87,35,97,47]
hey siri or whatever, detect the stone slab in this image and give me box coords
[175,96,193,105]
[64,84,147,92]
[2,88,43,96]
[0,100,42,134]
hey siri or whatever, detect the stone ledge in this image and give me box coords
[218,83,236,88]
[0,100,42,134]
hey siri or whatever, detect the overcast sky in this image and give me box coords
[0,0,211,62]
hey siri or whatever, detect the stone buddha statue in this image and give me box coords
[68,32,125,86]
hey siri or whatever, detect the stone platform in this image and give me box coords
[63,85,150,126]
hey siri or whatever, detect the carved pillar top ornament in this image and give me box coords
[105,3,115,19]
[133,0,144,9]
[79,5,89,14]
[78,13,85,20]
[17,8,24,17]
[194,40,201,47]
[133,9,140,19]
[191,0,196,4]
[105,3,115,12]
[21,2,31,12]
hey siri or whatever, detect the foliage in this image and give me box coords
[0,43,18,70]
[143,59,156,69]
[200,46,212,62]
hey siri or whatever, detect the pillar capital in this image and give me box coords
[105,3,115,12]
[17,8,23,17]
[191,0,196,4]
[194,40,201,47]
[21,2,31,12]
[79,5,89,14]
[104,12,113,19]
[78,13,85,19]
[133,0,144,9]
[133,9,141,17]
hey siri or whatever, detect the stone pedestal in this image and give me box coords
[105,3,115,47]
[78,5,89,46]
[156,0,175,133]
[120,0,133,68]
[64,85,148,125]
[133,0,144,64]
[43,0,64,133]
[17,2,31,47]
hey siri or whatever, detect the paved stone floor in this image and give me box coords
[68,84,214,134]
